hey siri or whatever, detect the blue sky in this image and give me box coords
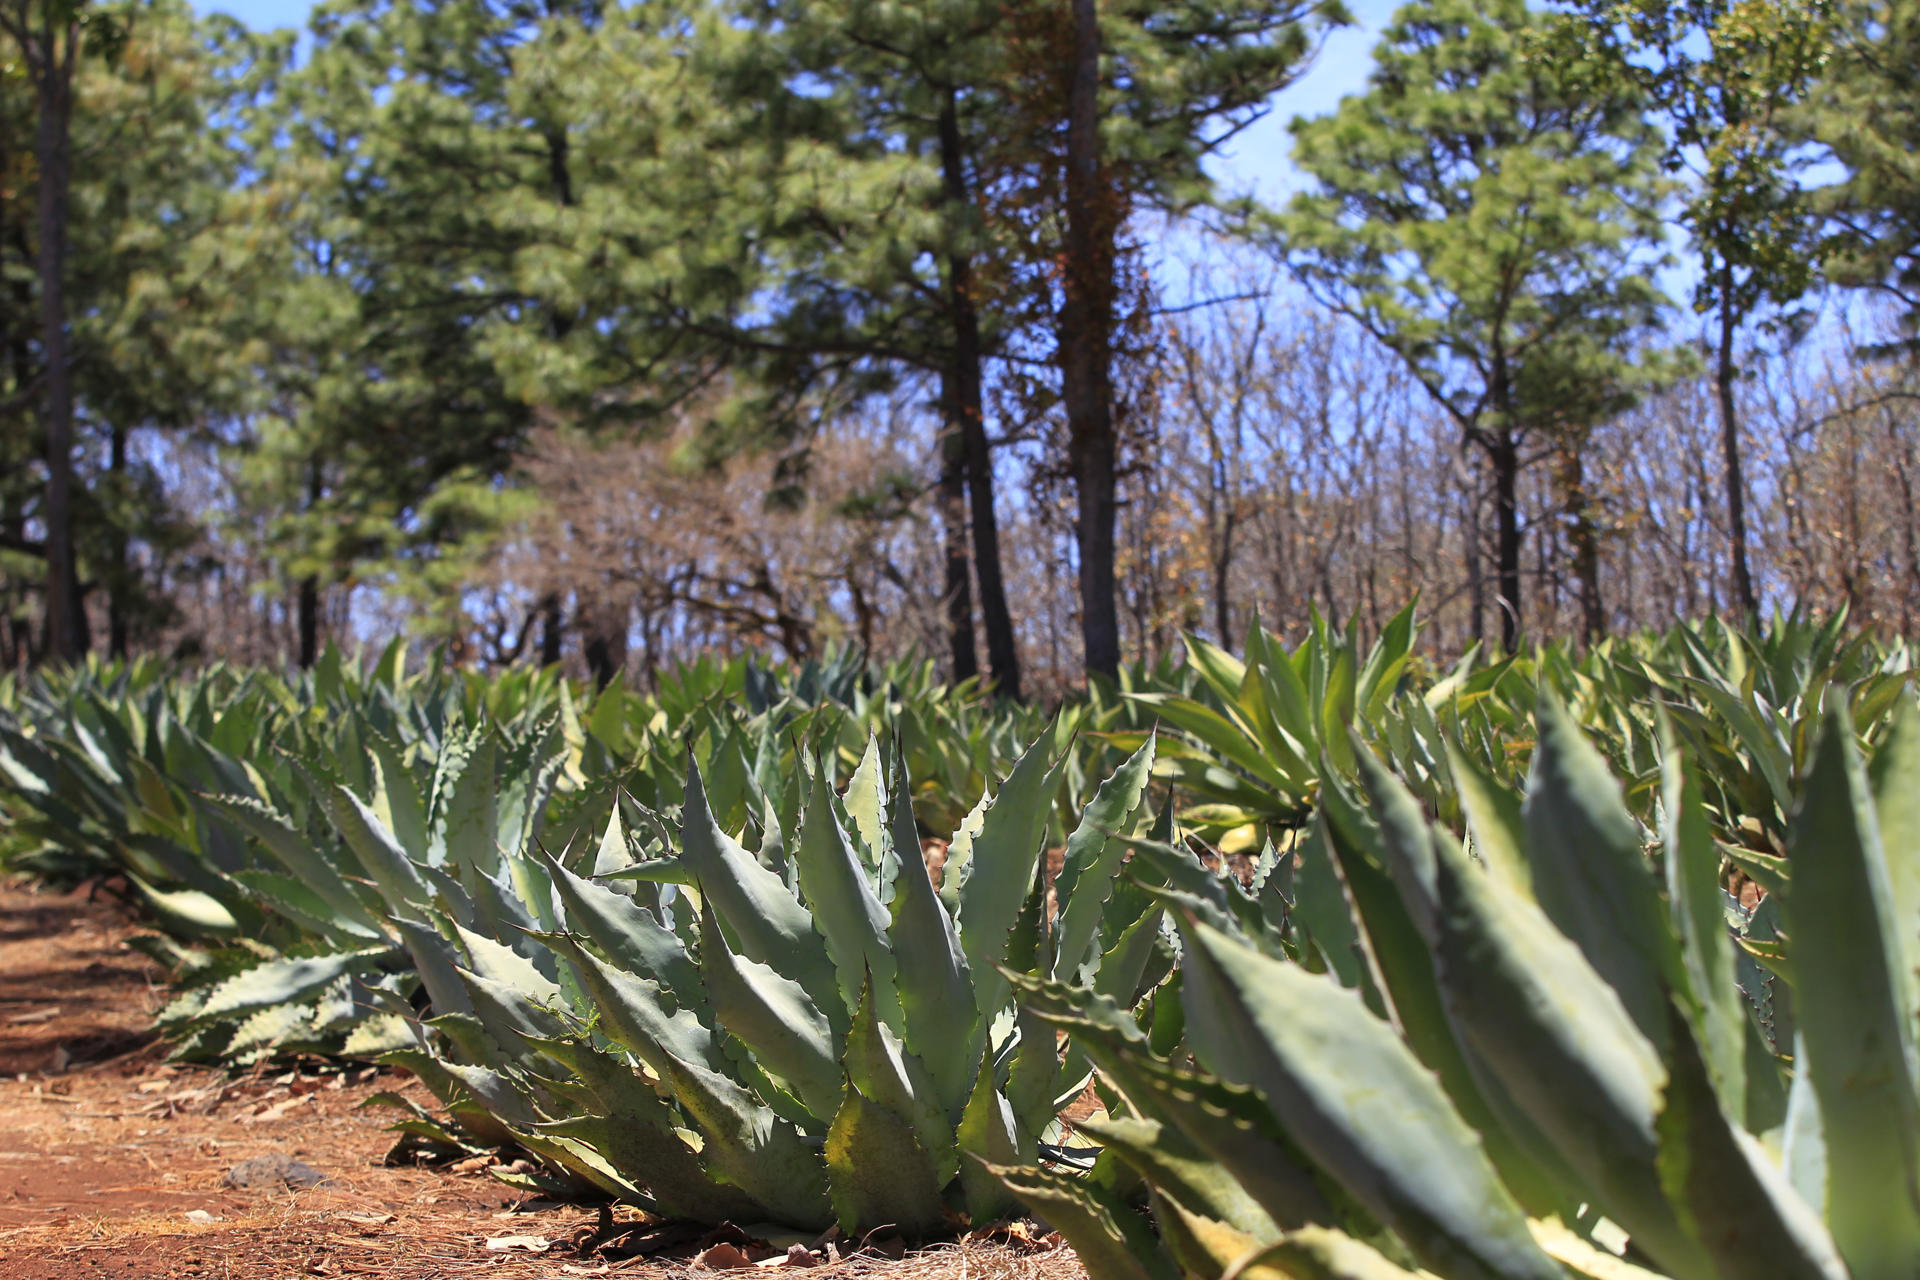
[190,0,1401,198]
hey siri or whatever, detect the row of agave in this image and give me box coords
[6,611,1919,1274]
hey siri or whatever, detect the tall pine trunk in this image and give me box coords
[1559,440,1605,644]
[107,426,128,658]
[936,411,978,684]
[1716,273,1757,618]
[34,22,78,664]
[1489,427,1522,653]
[297,460,322,668]
[938,93,1020,700]
[1060,0,1121,681]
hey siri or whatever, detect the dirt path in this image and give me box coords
[0,882,1079,1280]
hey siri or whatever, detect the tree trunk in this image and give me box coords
[936,410,978,684]
[1060,0,1121,682]
[1715,277,1757,619]
[297,460,322,668]
[34,25,77,664]
[107,426,128,659]
[538,593,563,666]
[1559,440,1605,645]
[1489,428,1522,653]
[937,92,1021,700]
[582,593,627,689]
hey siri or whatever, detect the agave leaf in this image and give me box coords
[1445,743,1530,895]
[1126,694,1293,795]
[1659,722,1746,1118]
[841,736,887,862]
[124,872,240,938]
[935,787,990,916]
[1318,791,1570,1222]
[956,731,1065,1014]
[680,762,847,1034]
[1083,1113,1279,1240]
[698,900,843,1122]
[541,853,702,1011]
[1653,1002,1847,1280]
[985,1162,1178,1280]
[525,1036,764,1224]
[1521,693,1684,1050]
[843,979,957,1184]
[196,948,388,1021]
[824,1082,947,1236]
[321,784,431,915]
[1053,736,1158,983]
[233,870,385,943]
[795,762,902,1029]
[956,1051,1024,1221]
[201,793,383,933]
[1422,827,1709,1277]
[554,937,831,1229]
[452,923,560,1006]
[366,732,428,862]
[1175,912,1561,1280]
[1868,697,1920,1033]
[393,918,476,1020]
[887,825,978,1119]
[1782,705,1920,1278]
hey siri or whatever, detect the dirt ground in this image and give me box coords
[0,881,1084,1280]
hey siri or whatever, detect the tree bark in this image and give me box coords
[34,17,78,664]
[1559,440,1605,645]
[937,91,1021,700]
[582,592,627,689]
[107,426,127,658]
[1489,427,1523,653]
[936,411,978,684]
[538,593,563,667]
[1715,273,1757,619]
[297,460,322,668]
[1060,0,1121,682]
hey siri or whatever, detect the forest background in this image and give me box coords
[2,0,1917,696]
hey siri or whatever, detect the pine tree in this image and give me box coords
[1558,0,1831,619]
[1273,0,1671,650]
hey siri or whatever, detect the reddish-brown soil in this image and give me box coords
[0,882,1081,1280]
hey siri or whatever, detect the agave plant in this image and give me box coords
[330,724,1171,1233]
[992,685,1920,1280]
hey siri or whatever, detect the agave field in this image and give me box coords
[4,609,1919,1280]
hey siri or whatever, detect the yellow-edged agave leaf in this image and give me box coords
[1652,1002,1847,1280]
[1174,912,1562,1280]
[888,803,980,1118]
[1421,829,1711,1278]
[1154,1198,1427,1280]
[982,1162,1178,1280]
[1782,705,1920,1278]
[824,1081,946,1237]
[1080,1113,1280,1240]
[561,941,831,1227]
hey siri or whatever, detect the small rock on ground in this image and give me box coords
[224,1151,329,1190]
